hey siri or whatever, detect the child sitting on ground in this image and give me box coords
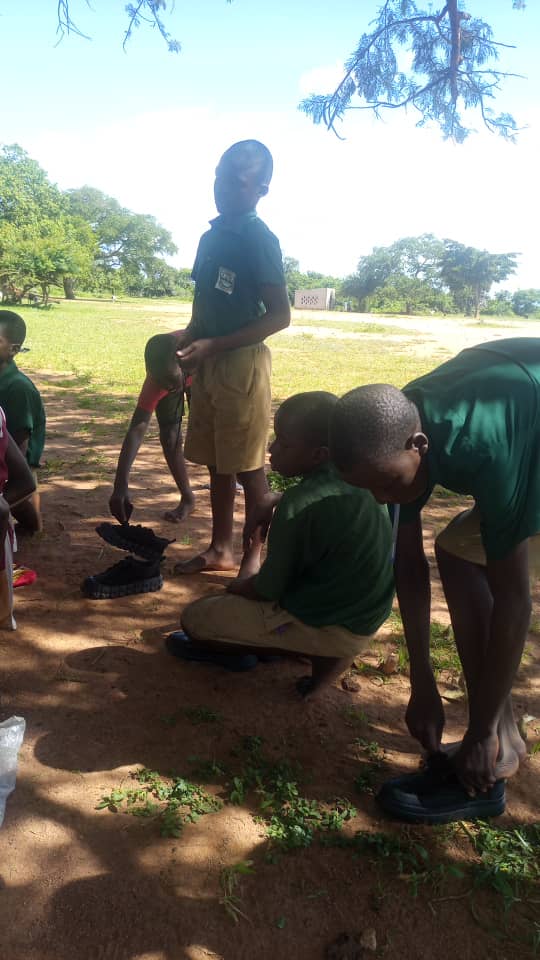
[0,406,37,627]
[109,332,195,524]
[0,311,45,535]
[167,391,395,696]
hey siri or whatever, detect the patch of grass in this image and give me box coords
[184,705,222,725]
[219,860,254,924]
[389,619,461,678]
[342,705,370,729]
[293,318,408,336]
[18,301,451,426]
[267,471,300,493]
[97,767,222,837]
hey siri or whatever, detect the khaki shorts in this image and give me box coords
[435,506,540,576]
[181,593,371,658]
[184,343,271,474]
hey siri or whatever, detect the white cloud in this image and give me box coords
[18,103,540,287]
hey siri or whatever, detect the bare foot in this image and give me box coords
[174,547,236,575]
[163,499,196,523]
[434,726,526,780]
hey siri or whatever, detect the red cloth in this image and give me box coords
[136,330,192,413]
[136,375,169,413]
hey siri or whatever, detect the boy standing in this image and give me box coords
[175,139,290,577]
[330,338,540,822]
[169,392,395,695]
[109,332,195,524]
[0,310,45,534]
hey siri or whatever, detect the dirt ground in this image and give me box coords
[1,329,540,960]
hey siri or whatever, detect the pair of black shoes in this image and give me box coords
[82,523,174,599]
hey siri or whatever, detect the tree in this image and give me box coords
[66,186,177,294]
[440,241,518,319]
[512,288,540,318]
[301,1,525,141]
[343,234,445,310]
[55,3,526,141]
[0,218,96,304]
[0,144,65,226]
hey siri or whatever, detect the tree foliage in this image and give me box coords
[54,3,526,141]
[0,144,179,301]
[439,240,517,318]
[511,288,540,318]
[300,1,525,141]
[345,234,518,317]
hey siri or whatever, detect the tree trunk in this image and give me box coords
[63,276,76,300]
[475,285,482,322]
[41,283,49,306]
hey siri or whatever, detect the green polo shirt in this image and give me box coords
[254,463,394,635]
[401,338,540,560]
[0,360,46,467]
[190,212,285,339]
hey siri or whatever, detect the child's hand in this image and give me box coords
[109,490,133,524]
[177,339,214,369]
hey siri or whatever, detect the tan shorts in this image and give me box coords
[181,593,371,658]
[184,343,271,474]
[435,506,540,576]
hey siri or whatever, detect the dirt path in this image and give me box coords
[0,374,539,960]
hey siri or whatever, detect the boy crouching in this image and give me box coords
[174,392,395,695]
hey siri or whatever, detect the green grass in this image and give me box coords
[17,299,450,419]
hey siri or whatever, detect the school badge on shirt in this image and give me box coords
[215,266,236,295]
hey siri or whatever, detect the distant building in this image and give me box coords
[294,287,335,310]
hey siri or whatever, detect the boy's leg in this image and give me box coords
[174,467,236,574]
[179,594,362,695]
[435,542,526,779]
[236,466,268,578]
[297,655,356,699]
[159,424,196,523]
[156,393,195,523]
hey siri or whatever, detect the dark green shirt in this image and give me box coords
[254,463,395,634]
[190,212,285,339]
[402,338,540,560]
[0,360,46,467]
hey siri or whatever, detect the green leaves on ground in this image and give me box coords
[97,768,222,837]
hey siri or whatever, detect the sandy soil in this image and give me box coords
[1,319,540,960]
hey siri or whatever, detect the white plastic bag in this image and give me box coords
[0,716,25,827]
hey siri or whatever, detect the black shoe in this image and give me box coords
[96,522,174,560]
[82,555,164,599]
[376,768,506,824]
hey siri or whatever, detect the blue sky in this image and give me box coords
[2,1,539,288]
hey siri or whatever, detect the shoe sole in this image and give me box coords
[96,525,165,561]
[83,574,164,600]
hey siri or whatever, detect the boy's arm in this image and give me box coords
[110,407,151,523]
[177,284,291,368]
[4,433,36,508]
[394,515,445,754]
[10,428,30,459]
[456,542,531,792]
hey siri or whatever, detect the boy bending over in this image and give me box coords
[171,392,394,695]
[110,332,195,524]
[175,139,290,578]
[331,338,540,822]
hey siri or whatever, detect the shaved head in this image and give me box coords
[330,384,420,470]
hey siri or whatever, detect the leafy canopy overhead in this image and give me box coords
[301,1,526,142]
[55,2,526,142]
